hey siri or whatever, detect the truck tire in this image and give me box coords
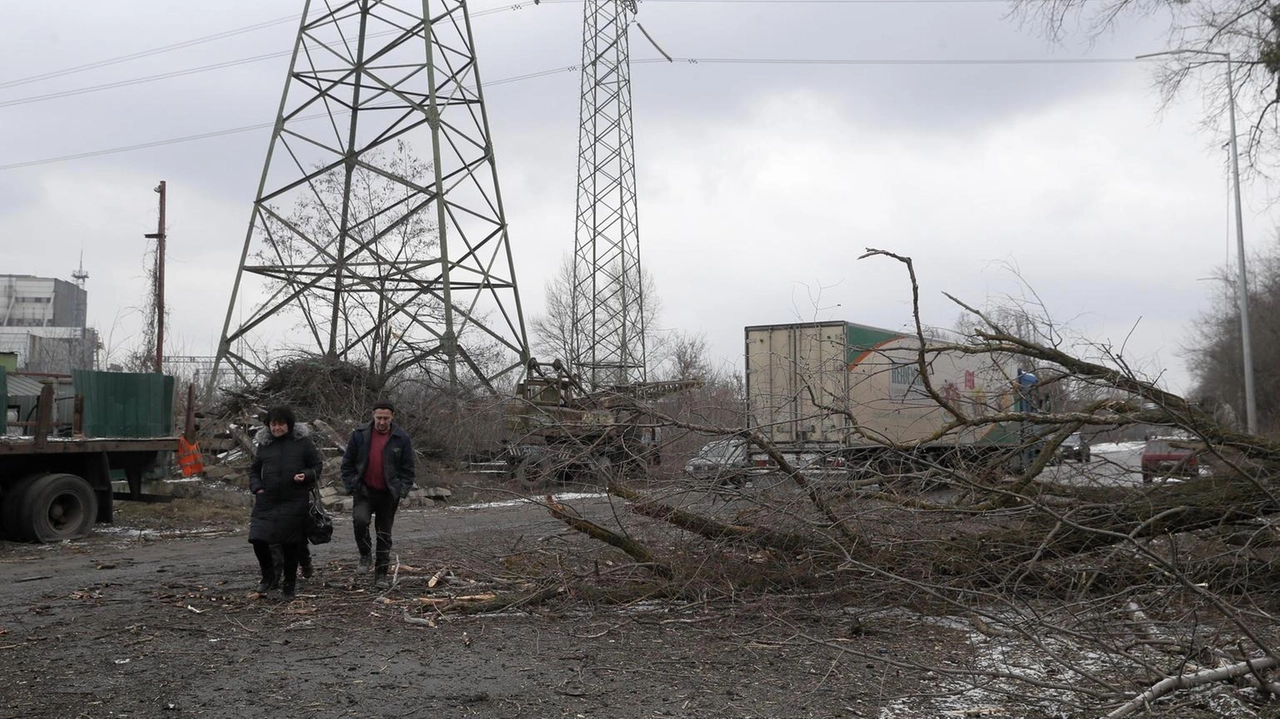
[2,473,46,542]
[20,473,98,543]
[514,455,553,491]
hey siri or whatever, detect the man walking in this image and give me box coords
[341,400,415,589]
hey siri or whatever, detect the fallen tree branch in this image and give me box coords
[440,584,564,615]
[608,481,840,556]
[545,496,674,579]
[1106,656,1280,718]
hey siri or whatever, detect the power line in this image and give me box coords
[564,0,1075,4]
[0,3,550,109]
[0,120,279,171]
[0,54,1137,172]
[648,56,1137,65]
[0,14,300,91]
[0,0,1087,101]
[0,52,290,109]
[2,2,536,94]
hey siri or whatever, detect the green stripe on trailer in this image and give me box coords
[844,323,904,353]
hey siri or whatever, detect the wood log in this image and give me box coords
[546,496,673,578]
[967,474,1280,569]
[448,584,565,615]
[309,419,349,451]
[608,482,837,555]
[1107,656,1280,718]
[428,567,448,588]
[229,425,256,457]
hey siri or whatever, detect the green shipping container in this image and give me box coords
[72,370,174,438]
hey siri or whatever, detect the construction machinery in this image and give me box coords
[504,358,699,489]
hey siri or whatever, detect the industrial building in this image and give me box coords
[0,274,98,373]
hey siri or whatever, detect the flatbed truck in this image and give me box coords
[1,378,179,542]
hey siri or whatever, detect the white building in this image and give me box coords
[0,275,97,371]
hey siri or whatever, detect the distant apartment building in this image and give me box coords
[0,275,98,372]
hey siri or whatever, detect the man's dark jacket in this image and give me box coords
[249,425,322,544]
[340,423,415,499]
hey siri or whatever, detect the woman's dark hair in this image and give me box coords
[265,405,296,434]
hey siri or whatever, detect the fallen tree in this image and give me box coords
[484,249,1280,717]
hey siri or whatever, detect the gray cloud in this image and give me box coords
[0,0,1258,394]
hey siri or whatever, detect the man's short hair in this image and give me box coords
[372,400,396,414]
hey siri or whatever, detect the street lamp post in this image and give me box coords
[1137,49,1257,434]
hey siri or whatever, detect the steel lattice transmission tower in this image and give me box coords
[571,0,647,389]
[211,0,528,395]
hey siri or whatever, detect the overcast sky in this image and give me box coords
[0,0,1266,394]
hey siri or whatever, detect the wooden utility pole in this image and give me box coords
[144,181,166,374]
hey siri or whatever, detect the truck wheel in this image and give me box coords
[2,473,46,542]
[514,456,552,491]
[20,473,98,543]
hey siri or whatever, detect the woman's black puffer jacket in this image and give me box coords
[248,425,323,545]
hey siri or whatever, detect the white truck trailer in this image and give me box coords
[744,321,1028,469]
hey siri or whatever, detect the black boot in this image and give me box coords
[255,570,278,593]
[281,578,296,600]
[300,557,314,579]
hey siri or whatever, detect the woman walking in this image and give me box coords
[249,406,322,599]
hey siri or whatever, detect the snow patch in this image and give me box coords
[96,526,232,539]
[1091,441,1146,454]
[451,491,607,510]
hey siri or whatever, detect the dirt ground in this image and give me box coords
[0,474,1265,719]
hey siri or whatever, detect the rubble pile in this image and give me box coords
[188,355,462,509]
[212,356,381,427]
[197,415,450,511]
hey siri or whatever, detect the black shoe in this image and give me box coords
[255,576,278,593]
[300,559,314,579]
[281,580,296,600]
[372,572,389,590]
[358,554,372,573]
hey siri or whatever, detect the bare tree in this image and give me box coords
[530,253,667,377]
[1015,0,1280,175]
[435,249,1280,716]
[1187,237,1280,432]
[255,141,450,389]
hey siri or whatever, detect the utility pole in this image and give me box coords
[144,180,166,375]
[1137,49,1257,433]
[1223,57,1258,435]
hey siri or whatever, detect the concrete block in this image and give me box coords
[204,465,234,480]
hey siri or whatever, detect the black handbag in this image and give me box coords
[307,486,333,545]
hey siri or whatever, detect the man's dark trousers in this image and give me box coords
[353,487,398,573]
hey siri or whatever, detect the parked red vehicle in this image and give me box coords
[1140,437,1199,483]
